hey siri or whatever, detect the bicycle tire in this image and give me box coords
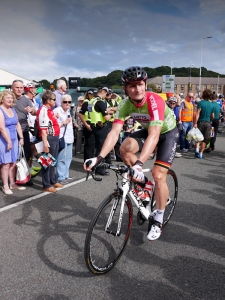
[151,169,178,227]
[84,191,133,275]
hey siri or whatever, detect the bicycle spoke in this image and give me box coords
[84,192,133,274]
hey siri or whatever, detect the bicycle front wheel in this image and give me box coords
[151,169,178,227]
[84,191,133,275]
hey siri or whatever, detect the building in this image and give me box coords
[147,76,225,96]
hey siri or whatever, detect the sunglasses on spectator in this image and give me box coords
[63,101,71,104]
[189,96,194,98]
[169,102,176,105]
[50,98,56,101]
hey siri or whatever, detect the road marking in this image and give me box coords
[0,169,151,213]
[0,176,91,213]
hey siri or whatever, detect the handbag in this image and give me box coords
[16,146,31,184]
[58,124,67,152]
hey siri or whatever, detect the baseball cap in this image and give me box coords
[87,89,94,94]
[102,87,109,93]
[169,97,177,103]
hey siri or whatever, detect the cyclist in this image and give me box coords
[84,66,179,241]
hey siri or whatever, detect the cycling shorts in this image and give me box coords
[127,127,179,169]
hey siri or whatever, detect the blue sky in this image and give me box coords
[0,0,224,82]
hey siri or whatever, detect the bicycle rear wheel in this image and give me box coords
[151,169,178,227]
[84,191,133,275]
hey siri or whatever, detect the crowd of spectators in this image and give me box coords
[0,78,224,195]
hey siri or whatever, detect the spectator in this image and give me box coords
[24,83,42,176]
[0,90,26,194]
[206,93,221,152]
[54,79,67,108]
[194,89,214,159]
[72,96,84,154]
[87,87,112,175]
[178,92,194,152]
[217,94,223,108]
[36,91,63,192]
[167,96,182,158]
[105,89,121,160]
[12,79,36,186]
[54,94,74,184]
[79,89,96,161]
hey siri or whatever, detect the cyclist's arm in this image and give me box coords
[138,125,161,164]
[99,122,123,158]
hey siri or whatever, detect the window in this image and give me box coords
[174,84,177,90]
[181,85,184,91]
[211,85,214,90]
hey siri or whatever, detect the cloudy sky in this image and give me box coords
[1,0,225,82]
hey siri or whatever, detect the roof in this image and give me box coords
[0,68,33,86]
[147,76,225,85]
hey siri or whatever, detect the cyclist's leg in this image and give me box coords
[152,165,169,212]
[120,129,148,166]
[147,127,178,240]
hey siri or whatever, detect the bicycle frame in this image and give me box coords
[108,171,155,236]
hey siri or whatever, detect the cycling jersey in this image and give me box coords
[114,92,176,134]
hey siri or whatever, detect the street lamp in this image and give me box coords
[171,61,175,75]
[217,75,220,95]
[189,62,194,91]
[199,36,213,95]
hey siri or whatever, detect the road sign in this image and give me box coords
[162,75,175,93]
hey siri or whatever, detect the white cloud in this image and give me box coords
[0,0,224,82]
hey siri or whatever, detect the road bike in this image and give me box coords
[84,163,178,275]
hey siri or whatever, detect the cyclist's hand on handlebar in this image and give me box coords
[131,164,145,182]
[84,156,103,171]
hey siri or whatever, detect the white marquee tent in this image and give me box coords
[0,68,33,86]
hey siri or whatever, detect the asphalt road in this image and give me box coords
[0,130,225,300]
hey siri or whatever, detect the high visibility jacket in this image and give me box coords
[106,99,117,122]
[83,99,91,122]
[181,100,193,122]
[88,97,105,124]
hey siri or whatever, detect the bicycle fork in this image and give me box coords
[105,174,130,236]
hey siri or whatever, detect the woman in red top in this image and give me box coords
[36,91,63,192]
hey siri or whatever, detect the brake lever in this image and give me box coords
[85,161,102,182]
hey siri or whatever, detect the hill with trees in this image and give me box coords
[35,66,225,89]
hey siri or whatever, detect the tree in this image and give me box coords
[147,83,158,92]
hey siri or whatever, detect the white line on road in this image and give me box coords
[0,169,151,214]
[0,176,91,213]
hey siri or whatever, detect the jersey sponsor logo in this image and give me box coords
[130,113,150,124]
[149,94,158,110]
[168,141,177,163]
[165,112,175,129]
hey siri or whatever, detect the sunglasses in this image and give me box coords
[50,98,56,101]
[169,102,176,105]
[189,96,194,99]
[63,101,71,104]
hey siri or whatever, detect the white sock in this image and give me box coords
[154,209,165,224]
